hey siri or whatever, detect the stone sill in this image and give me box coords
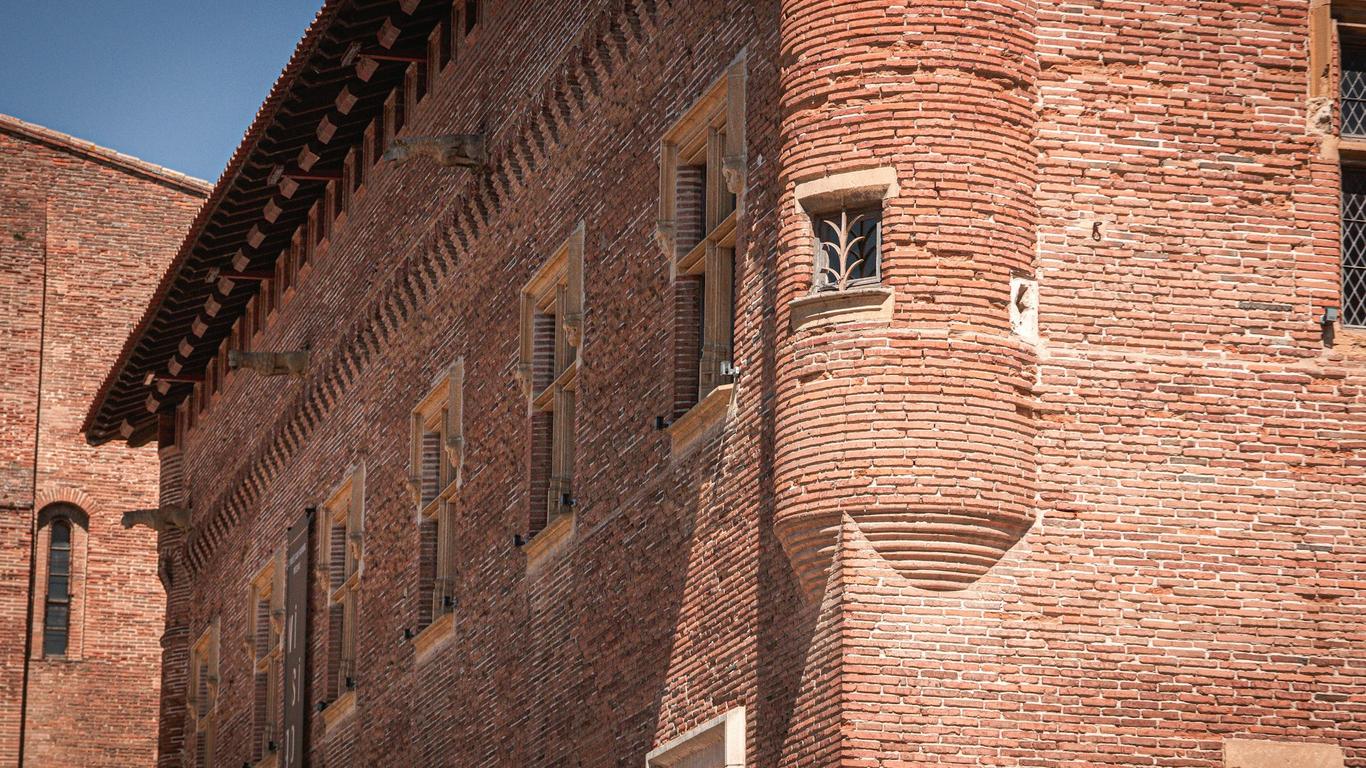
[256,754,280,768]
[412,612,454,663]
[789,286,894,332]
[667,383,734,459]
[322,689,356,732]
[526,512,574,571]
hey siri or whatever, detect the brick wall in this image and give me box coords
[143,0,1365,767]
[0,117,206,766]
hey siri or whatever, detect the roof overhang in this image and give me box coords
[84,0,450,446]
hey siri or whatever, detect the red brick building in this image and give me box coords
[0,114,208,765]
[86,1,1365,766]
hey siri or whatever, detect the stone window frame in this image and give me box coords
[318,469,363,728]
[516,224,584,559]
[655,53,747,458]
[1312,0,1366,330]
[31,503,89,661]
[789,168,900,332]
[409,360,464,658]
[187,619,220,768]
[248,551,286,767]
[645,706,745,768]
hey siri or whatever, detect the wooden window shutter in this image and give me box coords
[420,431,442,507]
[326,602,345,699]
[417,518,438,628]
[252,671,269,761]
[329,522,347,589]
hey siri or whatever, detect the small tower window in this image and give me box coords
[812,207,882,291]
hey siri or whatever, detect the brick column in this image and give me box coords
[773,0,1042,597]
[155,444,191,768]
[772,0,1043,763]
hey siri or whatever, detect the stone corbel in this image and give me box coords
[121,503,191,534]
[722,153,747,195]
[654,219,676,261]
[382,134,487,170]
[562,313,582,348]
[444,435,465,486]
[406,474,424,506]
[228,350,309,377]
[514,362,534,400]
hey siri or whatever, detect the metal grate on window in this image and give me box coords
[1342,44,1366,136]
[813,207,882,291]
[1344,167,1366,326]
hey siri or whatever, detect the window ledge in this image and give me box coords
[667,383,735,459]
[322,690,356,731]
[257,754,280,768]
[412,612,454,663]
[1333,326,1366,360]
[526,512,575,570]
[789,286,894,332]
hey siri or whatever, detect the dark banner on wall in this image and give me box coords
[282,507,313,768]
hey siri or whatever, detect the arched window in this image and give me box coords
[34,503,87,660]
[43,519,72,656]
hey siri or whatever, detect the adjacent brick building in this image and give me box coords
[86,1,1365,766]
[0,114,208,765]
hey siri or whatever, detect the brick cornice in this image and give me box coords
[0,113,210,196]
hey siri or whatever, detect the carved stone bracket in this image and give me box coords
[405,474,423,506]
[514,362,534,400]
[562,313,583,348]
[444,435,465,487]
[722,153,747,195]
[654,219,676,262]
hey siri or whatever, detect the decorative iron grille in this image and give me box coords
[1344,167,1366,327]
[1343,44,1366,136]
[814,208,881,291]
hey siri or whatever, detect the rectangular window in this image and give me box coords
[657,57,746,417]
[1344,166,1366,326]
[812,206,882,291]
[1323,6,1366,327]
[188,622,219,768]
[518,226,584,539]
[1343,31,1366,137]
[249,554,285,763]
[410,361,463,629]
[320,473,363,705]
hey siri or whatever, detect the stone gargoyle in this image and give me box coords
[382,134,487,170]
[121,503,191,534]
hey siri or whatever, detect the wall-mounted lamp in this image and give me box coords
[514,534,527,548]
[1321,307,1340,326]
[654,416,672,430]
[560,493,577,508]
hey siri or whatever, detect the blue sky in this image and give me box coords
[0,0,323,182]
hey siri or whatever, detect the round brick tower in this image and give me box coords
[773,0,1042,596]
